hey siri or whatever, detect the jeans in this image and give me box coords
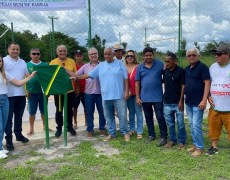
[163,104,186,144]
[84,94,106,132]
[186,105,204,149]
[127,95,144,135]
[0,94,9,150]
[54,92,74,130]
[5,96,26,142]
[102,99,128,137]
[142,102,167,139]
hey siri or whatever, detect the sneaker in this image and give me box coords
[178,143,186,151]
[187,146,196,153]
[68,128,76,136]
[2,148,9,154]
[6,142,14,151]
[191,148,204,157]
[158,138,167,147]
[99,130,107,137]
[164,141,176,148]
[103,135,116,142]
[55,129,62,137]
[124,134,130,142]
[16,135,29,143]
[0,150,7,159]
[146,136,156,144]
[206,146,219,156]
[87,132,94,139]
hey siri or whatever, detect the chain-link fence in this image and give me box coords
[0,0,229,62]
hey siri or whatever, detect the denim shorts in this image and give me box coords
[28,93,44,115]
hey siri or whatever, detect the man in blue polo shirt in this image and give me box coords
[136,47,168,146]
[185,48,210,157]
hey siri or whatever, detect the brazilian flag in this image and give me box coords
[33,65,73,95]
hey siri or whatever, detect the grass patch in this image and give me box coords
[0,119,230,179]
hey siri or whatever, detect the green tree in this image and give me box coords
[121,42,128,50]
[41,32,83,62]
[203,41,218,56]
[180,37,187,56]
[90,34,106,60]
[194,41,200,51]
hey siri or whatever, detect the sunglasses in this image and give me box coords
[31,53,40,56]
[126,55,134,58]
[187,54,197,58]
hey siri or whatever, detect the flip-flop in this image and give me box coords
[137,134,142,139]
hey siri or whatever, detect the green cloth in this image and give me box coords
[33,65,73,95]
[26,61,48,93]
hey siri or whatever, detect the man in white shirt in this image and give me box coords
[3,42,29,151]
[206,43,230,156]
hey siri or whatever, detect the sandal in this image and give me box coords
[137,134,142,139]
[164,141,176,148]
[129,131,135,136]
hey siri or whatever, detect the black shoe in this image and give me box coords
[68,128,76,136]
[146,136,156,144]
[6,142,14,151]
[206,146,219,156]
[55,129,62,137]
[16,135,29,143]
[158,138,167,147]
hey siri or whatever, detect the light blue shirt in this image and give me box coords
[88,59,128,100]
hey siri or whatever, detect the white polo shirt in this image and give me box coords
[3,55,28,97]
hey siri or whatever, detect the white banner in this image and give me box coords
[0,0,86,11]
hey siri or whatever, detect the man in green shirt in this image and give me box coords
[26,48,49,136]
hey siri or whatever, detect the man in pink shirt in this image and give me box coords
[77,47,106,138]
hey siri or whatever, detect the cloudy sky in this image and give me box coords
[0,0,230,52]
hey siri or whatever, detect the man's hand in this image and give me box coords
[136,97,142,106]
[178,100,184,112]
[124,91,129,100]
[198,99,207,110]
[208,96,215,108]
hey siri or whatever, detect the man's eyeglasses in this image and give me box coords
[31,53,40,56]
[187,54,197,58]
[126,55,134,58]
[89,53,98,56]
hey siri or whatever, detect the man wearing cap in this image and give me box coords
[206,43,230,156]
[113,43,125,62]
[163,51,186,150]
[73,50,86,129]
[185,48,210,157]
[135,47,168,146]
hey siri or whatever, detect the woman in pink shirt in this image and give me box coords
[125,50,144,139]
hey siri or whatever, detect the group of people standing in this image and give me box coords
[0,42,229,159]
